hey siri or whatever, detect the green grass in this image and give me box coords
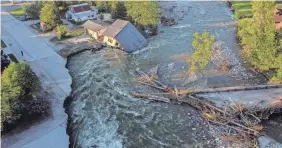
[10,7,25,19]
[1,40,7,48]
[68,29,85,37]
[231,1,253,20]
[50,28,85,43]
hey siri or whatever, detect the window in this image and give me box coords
[108,38,113,43]
[115,42,119,46]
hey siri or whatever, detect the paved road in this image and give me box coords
[1,4,71,148]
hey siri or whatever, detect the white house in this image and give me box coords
[65,3,98,22]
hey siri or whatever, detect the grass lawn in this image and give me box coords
[68,29,85,37]
[231,1,253,20]
[50,28,85,43]
[10,7,25,19]
[1,40,7,48]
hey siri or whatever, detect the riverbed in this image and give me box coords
[66,1,268,148]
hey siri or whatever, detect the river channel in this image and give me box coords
[66,1,267,148]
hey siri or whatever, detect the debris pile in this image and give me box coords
[161,16,178,26]
[130,68,282,147]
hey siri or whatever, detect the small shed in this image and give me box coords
[82,20,109,40]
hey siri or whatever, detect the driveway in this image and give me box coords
[1,3,71,148]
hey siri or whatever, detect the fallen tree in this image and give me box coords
[131,69,282,147]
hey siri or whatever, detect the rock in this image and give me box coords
[192,128,196,131]
[161,16,178,27]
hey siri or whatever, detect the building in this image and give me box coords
[102,19,148,53]
[82,20,109,40]
[274,8,282,30]
[65,3,98,22]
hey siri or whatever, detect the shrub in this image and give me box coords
[56,25,68,39]
[99,14,104,20]
[1,62,50,132]
[1,54,10,72]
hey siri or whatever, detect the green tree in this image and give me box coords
[270,54,282,84]
[188,31,215,76]
[40,1,60,30]
[56,25,68,39]
[111,2,127,19]
[22,2,42,19]
[250,1,276,71]
[1,62,40,129]
[239,1,276,71]
[124,1,160,26]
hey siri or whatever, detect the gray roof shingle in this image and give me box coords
[102,19,129,38]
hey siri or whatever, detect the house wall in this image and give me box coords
[86,28,107,40]
[103,36,119,47]
[86,29,98,39]
[115,23,148,53]
[66,10,98,22]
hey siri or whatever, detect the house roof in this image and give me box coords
[102,19,129,38]
[71,3,91,13]
[82,20,109,31]
[274,8,282,23]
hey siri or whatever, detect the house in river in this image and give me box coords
[82,20,109,40]
[102,19,148,53]
[65,3,98,22]
[83,19,148,53]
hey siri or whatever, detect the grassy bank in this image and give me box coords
[50,28,85,43]
[9,7,25,19]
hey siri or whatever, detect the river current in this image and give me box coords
[66,1,264,148]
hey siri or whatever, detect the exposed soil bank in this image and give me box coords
[62,1,280,148]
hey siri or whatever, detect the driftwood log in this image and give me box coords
[132,69,282,147]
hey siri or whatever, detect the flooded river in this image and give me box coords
[66,1,267,148]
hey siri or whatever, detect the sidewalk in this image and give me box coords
[1,4,71,148]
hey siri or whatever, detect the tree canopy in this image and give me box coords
[1,62,40,129]
[188,31,215,76]
[124,1,160,26]
[22,1,42,19]
[238,1,282,83]
[40,1,60,29]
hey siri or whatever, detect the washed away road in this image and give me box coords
[1,3,71,148]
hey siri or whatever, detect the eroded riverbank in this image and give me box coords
[64,1,279,148]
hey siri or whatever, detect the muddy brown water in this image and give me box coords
[65,1,277,148]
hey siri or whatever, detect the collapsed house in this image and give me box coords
[65,3,98,22]
[83,19,148,53]
[82,20,109,41]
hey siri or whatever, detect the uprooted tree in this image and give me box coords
[131,68,282,147]
[187,31,215,77]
